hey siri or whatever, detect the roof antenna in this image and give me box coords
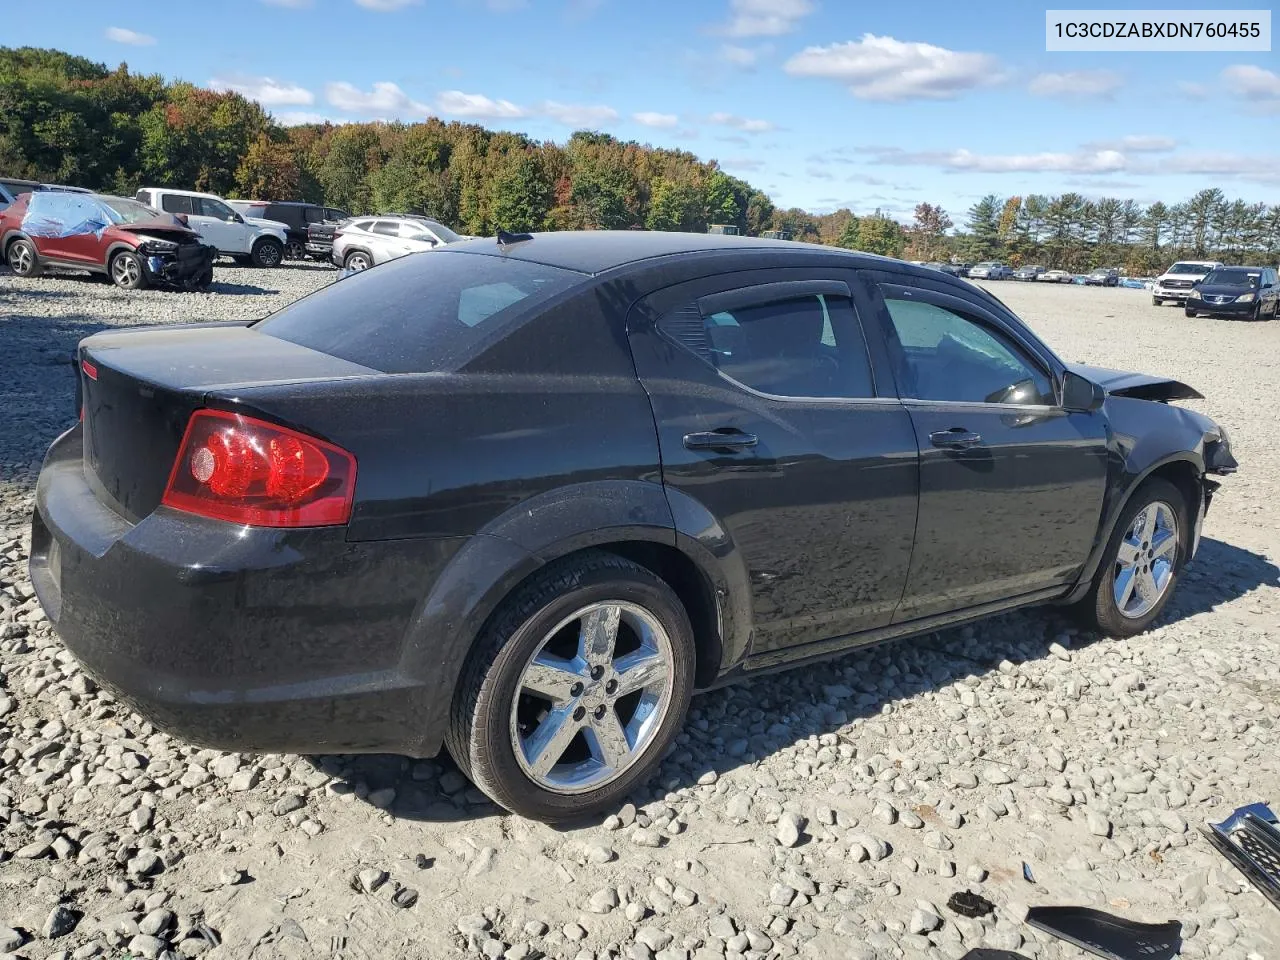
[496,229,533,247]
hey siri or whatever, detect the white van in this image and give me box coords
[135,187,288,267]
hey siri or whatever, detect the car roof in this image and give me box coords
[445,230,833,275]
[143,187,221,200]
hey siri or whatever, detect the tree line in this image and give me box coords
[2,47,1276,272]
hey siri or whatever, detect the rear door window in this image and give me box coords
[160,194,194,215]
[255,251,583,373]
[371,221,400,236]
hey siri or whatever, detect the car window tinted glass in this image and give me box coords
[1168,262,1212,274]
[882,296,1054,405]
[196,198,235,219]
[255,251,582,374]
[352,220,374,232]
[665,293,873,399]
[1203,268,1260,286]
[399,222,433,240]
[371,221,400,236]
[160,194,194,215]
[303,206,325,223]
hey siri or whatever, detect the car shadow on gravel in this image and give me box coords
[206,281,280,296]
[318,535,1278,828]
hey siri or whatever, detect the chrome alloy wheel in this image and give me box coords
[510,601,674,794]
[9,242,33,273]
[1114,500,1178,619]
[111,254,141,287]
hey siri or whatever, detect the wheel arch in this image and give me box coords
[396,480,753,755]
[1065,450,1206,603]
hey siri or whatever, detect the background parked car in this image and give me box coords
[1039,269,1073,283]
[968,261,1011,280]
[227,200,348,261]
[137,187,288,267]
[331,214,463,271]
[1014,264,1045,281]
[935,263,968,277]
[1,191,214,290]
[1185,266,1280,321]
[1152,260,1223,306]
[1084,268,1120,287]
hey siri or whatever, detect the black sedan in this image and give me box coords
[30,232,1236,821]
[1185,266,1280,320]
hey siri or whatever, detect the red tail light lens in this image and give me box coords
[162,410,356,527]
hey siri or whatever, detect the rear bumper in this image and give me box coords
[30,424,462,757]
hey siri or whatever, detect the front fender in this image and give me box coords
[1065,396,1215,601]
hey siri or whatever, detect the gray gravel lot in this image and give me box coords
[1,266,1278,960]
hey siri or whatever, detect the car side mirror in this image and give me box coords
[1062,371,1104,412]
[230,213,244,223]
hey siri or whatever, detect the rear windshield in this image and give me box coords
[254,250,583,373]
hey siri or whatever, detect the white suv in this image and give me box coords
[331,215,462,271]
[1152,260,1223,306]
[136,188,289,267]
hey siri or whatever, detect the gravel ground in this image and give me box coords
[1,265,1278,960]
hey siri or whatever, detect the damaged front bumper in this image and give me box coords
[139,240,216,289]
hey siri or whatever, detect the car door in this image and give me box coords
[859,272,1109,620]
[30,193,109,265]
[193,196,248,254]
[400,221,441,253]
[627,269,920,656]
[367,220,407,262]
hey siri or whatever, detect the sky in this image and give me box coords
[10,0,1280,221]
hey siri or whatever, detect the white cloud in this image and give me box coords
[209,76,314,106]
[354,0,420,9]
[861,145,1129,175]
[1162,151,1280,183]
[436,90,525,118]
[1028,69,1123,100]
[275,111,333,126]
[538,100,619,126]
[717,0,813,37]
[633,111,679,128]
[720,157,767,171]
[719,44,762,67]
[1222,65,1280,111]
[104,27,155,46]
[1083,135,1176,153]
[1178,81,1209,99]
[324,81,431,116]
[784,34,1002,101]
[708,111,774,132]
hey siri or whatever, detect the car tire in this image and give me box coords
[1250,302,1262,322]
[7,238,42,278]
[1075,477,1188,638]
[1152,297,1162,306]
[343,250,371,271]
[250,238,283,269]
[285,239,306,260]
[1185,308,1196,318]
[447,551,696,823]
[109,250,148,290]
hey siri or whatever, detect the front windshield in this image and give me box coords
[99,197,168,224]
[1168,262,1211,274]
[976,262,996,268]
[1203,268,1260,286]
[426,220,462,243]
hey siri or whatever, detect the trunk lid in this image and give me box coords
[78,323,376,522]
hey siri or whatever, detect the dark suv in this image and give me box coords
[226,201,348,260]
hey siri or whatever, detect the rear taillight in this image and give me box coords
[161,410,356,527]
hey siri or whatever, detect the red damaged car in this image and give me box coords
[1,191,215,291]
